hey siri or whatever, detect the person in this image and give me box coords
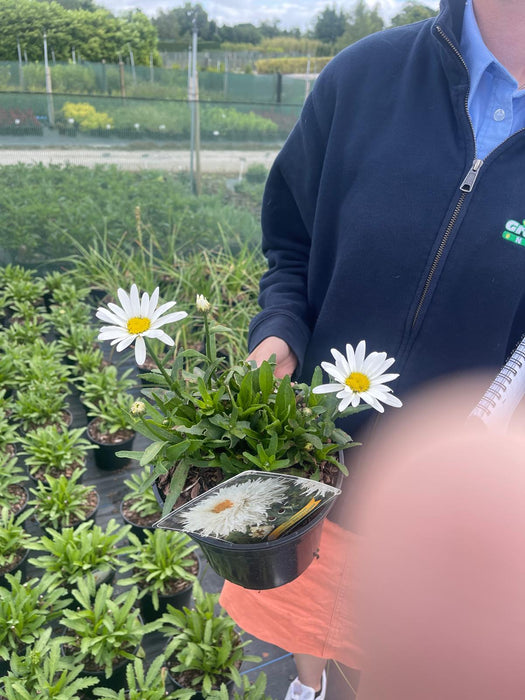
[220,0,525,697]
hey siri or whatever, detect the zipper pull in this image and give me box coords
[460,158,483,192]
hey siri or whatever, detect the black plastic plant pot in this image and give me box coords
[87,422,135,471]
[139,580,194,622]
[0,656,9,677]
[78,655,133,698]
[167,667,234,700]
[189,499,334,590]
[119,500,158,543]
[0,547,29,588]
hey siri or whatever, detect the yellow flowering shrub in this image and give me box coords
[61,102,113,131]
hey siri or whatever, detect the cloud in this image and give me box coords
[98,0,440,30]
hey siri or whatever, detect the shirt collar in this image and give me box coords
[460,0,519,93]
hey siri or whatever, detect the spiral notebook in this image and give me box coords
[469,335,525,430]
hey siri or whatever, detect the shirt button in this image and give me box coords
[493,108,506,121]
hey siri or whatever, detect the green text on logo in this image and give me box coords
[502,219,525,247]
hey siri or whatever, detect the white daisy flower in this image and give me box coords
[96,284,187,366]
[180,477,288,539]
[312,340,402,413]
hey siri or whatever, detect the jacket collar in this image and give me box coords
[434,0,467,48]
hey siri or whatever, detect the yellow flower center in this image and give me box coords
[345,372,370,393]
[127,317,151,335]
[212,499,234,513]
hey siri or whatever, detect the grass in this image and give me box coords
[0,164,263,267]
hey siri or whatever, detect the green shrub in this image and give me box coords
[255,56,332,74]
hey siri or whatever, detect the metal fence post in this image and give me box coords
[43,30,55,126]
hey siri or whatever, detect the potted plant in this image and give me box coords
[12,382,72,433]
[93,654,178,700]
[119,468,163,540]
[96,285,401,588]
[60,576,160,690]
[97,289,355,513]
[118,529,199,621]
[206,673,272,700]
[1,626,98,699]
[85,393,136,470]
[28,519,131,590]
[56,324,100,364]
[0,407,20,457]
[18,425,93,482]
[29,468,99,530]
[69,346,108,377]
[0,571,70,676]
[0,507,37,584]
[159,582,259,697]
[0,455,29,516]
[77,365,135,413]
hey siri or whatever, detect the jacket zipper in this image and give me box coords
[411,25,481,329]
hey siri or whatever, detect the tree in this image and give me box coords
[390,2,438,27]
[335,0,384,50]
[0,0,158,63]
[42,0,98,9]
[313,5,347,45]
[218,23,262,45]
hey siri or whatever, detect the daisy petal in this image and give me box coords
[371,372,399,385]
[117,287,132,316]
[377,393,403,408]
[320,361,348,385]
[330,348,350,375]
[129,284,141,315]
[145,329,175,345]
[151,311,188,328]
[338,395,353,411]
[354,340,367,370]
[148,287,160,317]
[106,302,128,322]
[115,335,135,352]
[312,383,343,394]
[96,309,125,327]
[361,393,385,412]
[134,335,146,365]
[140,291,150,317]
[151,301,177,321]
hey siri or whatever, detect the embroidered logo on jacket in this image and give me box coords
[502,220,525,247]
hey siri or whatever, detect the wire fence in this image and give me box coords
[0,61,312,146]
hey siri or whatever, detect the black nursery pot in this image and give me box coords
[192,500,333,590]
[152,479,336,590]
[139,580,194,622]
[87,420,135,471]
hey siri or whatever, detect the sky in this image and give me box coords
[96,0,440,32]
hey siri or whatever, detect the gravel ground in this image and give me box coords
[0,148,279,174]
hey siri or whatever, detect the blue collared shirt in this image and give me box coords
[460,0,525,159]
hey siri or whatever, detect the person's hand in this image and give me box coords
[247,336,298,378]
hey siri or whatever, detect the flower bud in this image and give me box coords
[130,400,146,416]
[196,294,211,313]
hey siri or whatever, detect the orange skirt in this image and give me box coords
[219,519,363,669]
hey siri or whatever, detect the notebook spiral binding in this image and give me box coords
[469,335,525,429]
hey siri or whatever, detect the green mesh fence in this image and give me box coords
[0,60,309,145]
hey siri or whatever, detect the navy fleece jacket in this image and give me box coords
[248,0,525,430]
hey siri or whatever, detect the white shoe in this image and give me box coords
[284,670,326,700]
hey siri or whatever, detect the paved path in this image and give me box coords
[0,148,279,174]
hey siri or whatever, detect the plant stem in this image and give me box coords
[144,339,172,385]
[203,313,216,364]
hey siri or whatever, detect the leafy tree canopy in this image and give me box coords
[390,1,438,26]
[313,5,348,45]
[335,0,384,49]
[0,0,158,64]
